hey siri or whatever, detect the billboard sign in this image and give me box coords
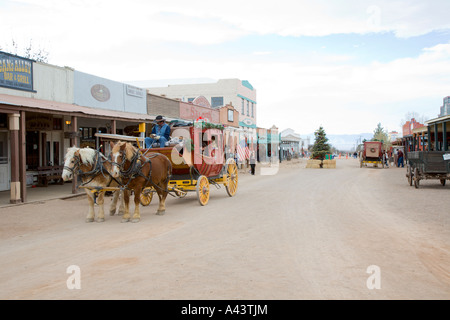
[0,51,34,92]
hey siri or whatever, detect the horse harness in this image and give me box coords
[112,148,172,194]
[64,150,121,188]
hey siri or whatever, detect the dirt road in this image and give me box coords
[1,158,450,300]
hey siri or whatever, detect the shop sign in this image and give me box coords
[126,84,144,98]
[0,51,34,92]
[26,115,52,131]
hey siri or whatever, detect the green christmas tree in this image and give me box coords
[372,122,391,150]
[312,126,331,160]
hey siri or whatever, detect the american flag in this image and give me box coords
[237,142,250,162]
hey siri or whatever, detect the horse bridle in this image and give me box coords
[65,150,117,186]
[63,154,82,175]
[111,148,140,178]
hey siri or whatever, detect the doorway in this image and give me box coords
[0,131,10,191]
[26,131,39,170]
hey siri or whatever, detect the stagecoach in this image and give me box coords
[96,120,238,207]
[360,141,385,168]
[138,122,238,206]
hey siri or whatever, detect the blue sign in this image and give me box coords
[0,51,34,92]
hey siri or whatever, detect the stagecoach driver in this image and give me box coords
[145,115,171,148]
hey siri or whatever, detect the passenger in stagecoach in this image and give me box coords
[145,115,171,148]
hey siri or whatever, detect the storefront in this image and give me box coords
[0,93,153,203]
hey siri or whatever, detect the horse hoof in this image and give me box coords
[97,218,105,223]
[131,218,140,223]
[85,218,94,223]
[118,210,124,216]
[156,210,165,216]
[121,218,130,223]
[109,210,116,216]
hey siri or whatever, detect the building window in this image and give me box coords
[227,109,234,122]
[79,127,97,149]
[211,97,224,108]
[241,98,245,114]
[246,100,249,116]
[251,103,254,118]
[53,118,62,130]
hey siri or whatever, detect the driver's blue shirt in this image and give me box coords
[152,123,170,140]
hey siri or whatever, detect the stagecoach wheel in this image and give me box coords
[225,159,238,197]
[407,165,413,186]
[196,175,210,206]
[139,187,153,206]
[414,168,420,189]
[440,179,446,186]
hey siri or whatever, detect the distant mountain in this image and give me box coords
[303,133,373,151]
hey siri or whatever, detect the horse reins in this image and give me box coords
[112,148,172,194]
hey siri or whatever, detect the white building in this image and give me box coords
[147,79,257,131]
[280,128,305,159]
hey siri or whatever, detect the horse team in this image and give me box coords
[62,141,172,223]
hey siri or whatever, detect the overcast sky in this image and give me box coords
[2,0,450,135]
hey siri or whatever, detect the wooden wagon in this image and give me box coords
[406,151,450,188]
[360,141,385,168]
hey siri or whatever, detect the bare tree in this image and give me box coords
[399,111,428,127]
[1,39,49,63]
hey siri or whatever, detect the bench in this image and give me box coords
[37,165,64,187]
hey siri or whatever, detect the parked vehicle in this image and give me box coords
[360,141,384,168]
[406,151,450,188]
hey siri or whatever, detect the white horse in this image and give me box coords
[62,147,124,222]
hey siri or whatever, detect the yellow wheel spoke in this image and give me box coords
[225,160,238,197]
[196,175,210,206]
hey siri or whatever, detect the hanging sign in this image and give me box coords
[0,51,34,92]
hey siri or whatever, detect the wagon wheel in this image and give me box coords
[440,179,446,186]
[139,187,153,206]
[225,159,238,197]
[407,165,413,186]
[196,175,210,206]
[413,167,420,189]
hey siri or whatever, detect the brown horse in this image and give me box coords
[110,141,172,223]
[62,147,124,222]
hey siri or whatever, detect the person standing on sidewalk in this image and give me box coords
[250,150,256,175]
[397,149,404,168]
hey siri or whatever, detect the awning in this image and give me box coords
[0,93,154,122]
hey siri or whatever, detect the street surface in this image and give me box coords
[1,158,449,299]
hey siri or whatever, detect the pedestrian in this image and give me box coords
[250,151,256,175]
[145,115,171,148]
[397,149,404,168]
[383,150,389,168]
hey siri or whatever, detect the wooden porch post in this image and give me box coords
[19,111,26,203]
[443,122,447,152]
[70,116,78,194]
[427,126,431,151]
[111,120,116,134]
[9,113,21,204]
[434,123,439,151]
